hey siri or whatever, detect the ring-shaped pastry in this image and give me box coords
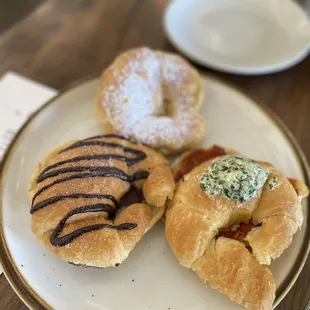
[97,47,205,154]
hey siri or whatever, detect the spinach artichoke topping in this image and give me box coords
[266,176,279,191]
[200,155,268,203]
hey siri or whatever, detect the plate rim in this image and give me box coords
[163,0,310,75]
[0,73,309,310]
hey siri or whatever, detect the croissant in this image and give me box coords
[29,134,175,268]
[166,146,308,310]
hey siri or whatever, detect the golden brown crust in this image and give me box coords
[30,135,175,268]
[96,47,205,154]
[288,178,309,198]
[192,238,276,310]
[166,147,309,309]
[143,164,175,208]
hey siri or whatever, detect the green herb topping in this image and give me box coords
[266,176,279,191]
[199,155,268,203]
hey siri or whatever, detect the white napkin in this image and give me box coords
[0,72,58,275]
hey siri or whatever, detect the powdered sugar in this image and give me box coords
[100,47,204,151]
[159,52,198,110]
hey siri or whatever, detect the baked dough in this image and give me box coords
[29,134,175,268]
[97,47,205,154]
[166,146,308,309]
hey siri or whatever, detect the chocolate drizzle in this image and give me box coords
[50,204,137,246]
[38,154,133,177]
[59,141,146,166]
[37,166,148,183]
[30,135,148,247]
[37,136,145,179]
[31,193,118,214]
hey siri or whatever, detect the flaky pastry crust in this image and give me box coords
[29,135,175,268]
[166,146,308,310]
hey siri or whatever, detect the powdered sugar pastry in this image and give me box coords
[98,47,205,154]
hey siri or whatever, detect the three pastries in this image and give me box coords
[29,47,309,310]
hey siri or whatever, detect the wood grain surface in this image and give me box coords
[0,0,43,35]
[0,0,309,309]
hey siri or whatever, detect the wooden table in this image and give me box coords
[0,0,309,309]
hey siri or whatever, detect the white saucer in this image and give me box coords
[164,0,310,74]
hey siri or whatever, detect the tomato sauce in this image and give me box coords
[216,221,261,253]
[175,145,226,181]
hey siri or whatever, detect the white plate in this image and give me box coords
[164,0,310,74]
[0,75,309,310]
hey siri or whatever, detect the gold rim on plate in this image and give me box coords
[0,74,309,310]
